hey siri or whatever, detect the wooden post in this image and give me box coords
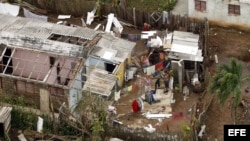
[204,17,209,57]
[133,7,136,28]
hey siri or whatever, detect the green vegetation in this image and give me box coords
[181,123,191,141]
[11,107,79,135]
[1,91,108,140]
[209,58,250,124]
[127,0,178,12]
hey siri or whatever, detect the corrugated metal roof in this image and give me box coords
[17,20,53,39]
[0,32,83,57]
[51,24,98,40]
[0,14,101,57]
[169,31,203,61]
[0,14,17,29]
[93,34,136,62]
[173,31,199,43]
[0,14,99,41]
[83,68,117,97]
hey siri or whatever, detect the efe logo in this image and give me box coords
[224,125,250,141]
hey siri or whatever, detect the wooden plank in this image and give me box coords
[0,106,12,135]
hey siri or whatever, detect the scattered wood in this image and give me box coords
[198,125,206,137]
[0,106,12,137]
[214,54,218,63]
[17,133,27,141]
[131,56,141,68]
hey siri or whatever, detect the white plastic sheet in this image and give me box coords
[0,2,20,16]
[23,8,48,22]
[37,116,43,133]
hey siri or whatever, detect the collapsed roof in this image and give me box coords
[0,14,136,95]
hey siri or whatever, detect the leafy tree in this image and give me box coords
[209,58,250,124]
[163,0,178,12]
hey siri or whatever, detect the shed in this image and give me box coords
[86,34,136,88]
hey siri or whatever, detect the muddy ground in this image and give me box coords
[112,23,250,140]
[62,17,250,140]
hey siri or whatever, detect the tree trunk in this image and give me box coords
[230,99,236,125]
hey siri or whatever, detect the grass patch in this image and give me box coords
[127,0,177,12]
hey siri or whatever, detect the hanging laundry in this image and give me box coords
[128,34,141,42]
[127,85,132,92]
[155,61,164,71]
[132,84,137,91]
[114,90,121,101]
[146,65,155,75]
[123,87,127,93]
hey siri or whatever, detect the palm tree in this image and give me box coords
[209,58,250,124]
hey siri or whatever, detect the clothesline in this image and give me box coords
[143,61,165,76]
[122,83,137,93]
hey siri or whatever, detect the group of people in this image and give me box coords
[144,69,170,94]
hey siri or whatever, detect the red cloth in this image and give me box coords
[132,100,139,113]
[142,24,150,31]
[155,61,164,70]
[132,84,137,91]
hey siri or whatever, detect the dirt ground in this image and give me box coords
[14,13,250,140]
[85,19,250,140]
[202,26,250,141]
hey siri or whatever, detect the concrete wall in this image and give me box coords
[188,0,250,27]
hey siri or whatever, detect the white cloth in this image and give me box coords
[146,65,155,75]
[114,90,121,101]
[23,8,48,22]
[0,2,20,16]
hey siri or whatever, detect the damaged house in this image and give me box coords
[0,14,100,111]
[0,13,136,111]
[83,34,136,97]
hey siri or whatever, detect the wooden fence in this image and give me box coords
[102,3,206,32]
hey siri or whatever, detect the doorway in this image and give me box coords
[105,62,116,73]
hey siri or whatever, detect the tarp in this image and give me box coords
[23,8,48,22]
[0,2,20,16]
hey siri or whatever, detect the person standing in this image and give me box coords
[164,71,170,93]
[144,75,151,93]
[142,23,151,31]
[154,69,164,91]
